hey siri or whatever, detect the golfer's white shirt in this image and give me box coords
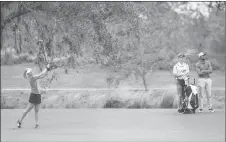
[173,62,189,79]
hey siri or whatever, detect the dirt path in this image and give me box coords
[1,109,225,141]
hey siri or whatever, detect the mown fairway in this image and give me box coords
[1,109,225,141]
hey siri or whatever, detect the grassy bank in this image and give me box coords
[1,88,225,109]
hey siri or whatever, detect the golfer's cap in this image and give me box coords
[23,68,32,79]
[26,68,32,73]
[178,53,185,58]
[198,52,206,57]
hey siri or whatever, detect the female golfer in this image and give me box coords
[17,64,51,128]
[173,53,190,114]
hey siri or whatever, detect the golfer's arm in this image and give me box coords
[202,62,213,74]
[196,64,204,75]
[33,68,48,79]
[173,66,178,78]
[208,63,213,73]
[185,64,190,76]
[174,74,182,78]
[173,66,181,78]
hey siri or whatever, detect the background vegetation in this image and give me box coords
[1,2,225,109]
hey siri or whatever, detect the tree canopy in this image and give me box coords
[1,2,225,90]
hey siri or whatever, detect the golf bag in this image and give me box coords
[177,77,199,113]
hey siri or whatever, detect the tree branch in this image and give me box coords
[1,3,42,30]
[1,2,13,8]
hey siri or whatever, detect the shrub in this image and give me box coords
[1,96,18,109]
[1,53,36,65]
[160,94,175,108]
[1,96,7,109]
[1,89,224,109]
[156,61,170,70]
[104,97,125,108]
[126,100,142,109]
[19,53,35,63]
[1,53,13,65]
[125,99,151,109]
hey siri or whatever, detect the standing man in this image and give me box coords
[196,52,214,113]
[173,53,190,114]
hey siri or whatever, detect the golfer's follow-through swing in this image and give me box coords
[17,40,52,128]
[17,64,51,128]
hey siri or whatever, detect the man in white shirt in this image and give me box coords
[173,53,190,113]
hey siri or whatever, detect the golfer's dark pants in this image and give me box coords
[29,93,41,104]
[177,81,186,109]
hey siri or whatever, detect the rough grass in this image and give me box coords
[1,89,225,109]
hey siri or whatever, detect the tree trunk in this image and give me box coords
[137,19,147,91]
[14,27,19,54]
[18,34,22,53]
[141,73,148,91]
[17,3,22,54]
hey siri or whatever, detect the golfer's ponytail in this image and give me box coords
[23,70,28,79]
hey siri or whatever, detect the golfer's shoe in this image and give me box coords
[178,109,183,114]
[35,124,39,128]
[17,119,21,128]
[199,109,203,113]
[208,108,215,112]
